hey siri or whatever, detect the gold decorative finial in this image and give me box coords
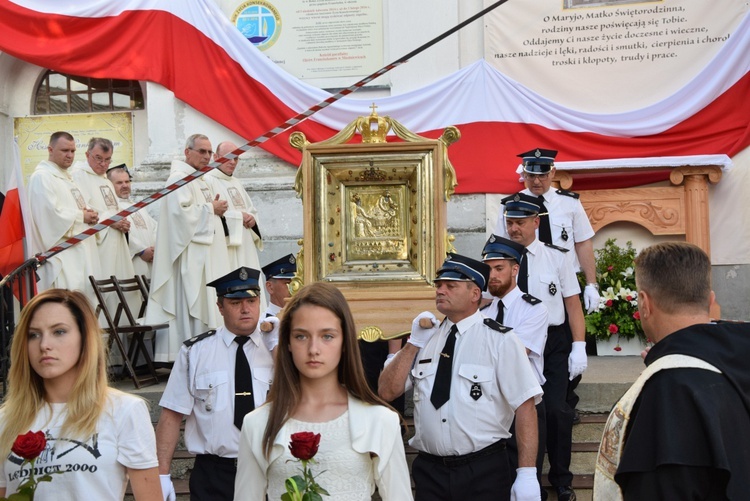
[356,104,391,143]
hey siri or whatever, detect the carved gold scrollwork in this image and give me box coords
[587,201,680,229]
[289,239,305,296]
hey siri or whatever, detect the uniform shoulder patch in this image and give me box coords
[545,242,570,253]
[556,188,580,199]
[184,330,216,347]
[483,317,512,333]
[522,293,542,305]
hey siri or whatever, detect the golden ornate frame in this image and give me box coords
[289,108,459,339]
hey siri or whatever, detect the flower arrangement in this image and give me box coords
[582,239,647,349]
[2,431,54,501]
[283,432,329,501]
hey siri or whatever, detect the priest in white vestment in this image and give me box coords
[206,141,267,312]
[71,138,135,283]
[145,134,231,362]
[108,165,158,280]
[27,131,101,305]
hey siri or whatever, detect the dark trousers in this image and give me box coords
[508,401,546,489]
[413,442,511,501]
[190,454,236,501]
[543,324,574,487]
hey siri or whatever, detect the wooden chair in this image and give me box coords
[110,275,167,387]
[88,276,165,388]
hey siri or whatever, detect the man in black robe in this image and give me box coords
[601,242,750,500]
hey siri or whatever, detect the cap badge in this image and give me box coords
[513,194,521,202]
[289,256,296,264]
[534,149,542,158]
[239,269,248,281]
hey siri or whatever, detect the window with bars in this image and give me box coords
[34,71,145,115]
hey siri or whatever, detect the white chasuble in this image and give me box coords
[145,160,230,362]
[27,160,101,303]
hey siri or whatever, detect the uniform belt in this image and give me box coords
[195,453,238,468]
[418,439,507,467]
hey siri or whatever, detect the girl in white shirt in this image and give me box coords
[235,282,413,500]
[0,289,161,501]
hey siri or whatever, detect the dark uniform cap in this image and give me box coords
[261,254,297,279]
[207,266,261,298]
[435,253,491,291]
[518,148,557,174]
[502,192,541,219]
[482,235,527,263]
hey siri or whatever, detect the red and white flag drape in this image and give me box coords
[0,0,748,195]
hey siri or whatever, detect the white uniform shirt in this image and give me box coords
[522,239,580,326]
[481,286,549,385]
[159,325,274,458]
[408,311,542,456]
[494,188,595,268]
[264,302,282,318]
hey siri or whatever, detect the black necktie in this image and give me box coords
[234,336,254,430]
[518,254,529,293]
[536,196,552,245]
[430,325,458,409]
[495,300,505,324]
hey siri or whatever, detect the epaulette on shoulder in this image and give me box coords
[484,317,512,333]
[556,188,580,199]
[184,330,216,347]
[545,242,570,252]
[522,293,542,305]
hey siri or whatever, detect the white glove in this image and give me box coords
[407,311,438,348]
[583,284,600,314]
[261,316,280,351]
[510,467,540,501]
[159,474,176,501]
[568,341,588,380]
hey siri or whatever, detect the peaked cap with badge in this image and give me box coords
[261,253,297,279]
[518,148,557,174]
[482,234,527,264]
[207,266,261,298]
[501,192,543,219]
[435,253,491,291]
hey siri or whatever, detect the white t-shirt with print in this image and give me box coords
[0,390,157,501]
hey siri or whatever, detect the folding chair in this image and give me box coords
[110,275,167,388]
[88,276,164,388]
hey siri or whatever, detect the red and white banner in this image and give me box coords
[0,140,33,280]
[0,0,748,194]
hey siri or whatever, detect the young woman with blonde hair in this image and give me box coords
[234,282,412,500]
[0,289,161,500]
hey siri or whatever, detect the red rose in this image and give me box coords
[626,295,633,301]
[607,265,614,271]
[614,346,622,352]
[608,323,619,334]
[633,311,641,320]
[11,431,46,460]
[605,299,613,308]
[289,432,320,461]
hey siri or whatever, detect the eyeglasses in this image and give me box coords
[522,172,550,180]
[189,147,214,156]
[93,154,113,165]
